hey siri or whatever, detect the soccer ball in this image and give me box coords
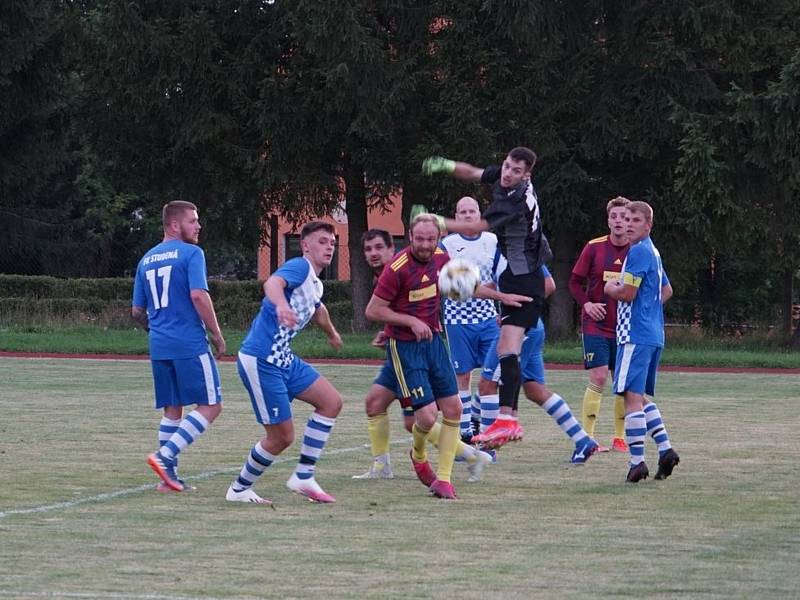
[438,258,481,302]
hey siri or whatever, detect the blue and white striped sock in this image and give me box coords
[158,417,181,467]
[625,411,647,466]
[294,413,336,481]
[479,393,500,432]
[644,402,672,456]
[470,393,481,432]
[541,394,587,442]
[458,389,472,436]
[159,410,209,461]
[232,442,276,492]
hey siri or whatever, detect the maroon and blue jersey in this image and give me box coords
[569,234,629,338]
[373,246,450,341]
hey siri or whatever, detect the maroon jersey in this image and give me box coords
[569,235,629,338]
[373,246,450,341]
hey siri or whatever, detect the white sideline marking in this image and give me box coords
[0,440,410,520]
[0,592,249,600]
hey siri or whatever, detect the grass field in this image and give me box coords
[3,325,800,368]
[1,358,798,599]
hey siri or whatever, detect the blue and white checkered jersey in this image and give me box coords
[616,236,669,347]
[439,232,502,325]
[240,257,323,367]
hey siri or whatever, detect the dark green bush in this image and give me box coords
[0,274,356,330]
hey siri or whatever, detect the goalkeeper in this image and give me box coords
[418,147,551,449]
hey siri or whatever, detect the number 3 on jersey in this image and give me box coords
[145,266,173,310]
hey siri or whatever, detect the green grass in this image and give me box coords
[1,358,798,599]
[2,324,800,368]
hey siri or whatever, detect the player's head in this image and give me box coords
[162,201,200,244]
[455,196,480,224]
[606,196,630,239]
[300,221,336,269]
[408,214,441,263]
[361,229,394,269]
[501,146,536,189]
[625,201,653,244]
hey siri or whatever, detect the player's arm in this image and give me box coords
[544,273,556,298]
[312,303,343,350]
[131,305,149,331]
[603,277,638,303]
[264,275,298,329]
[661,282,673,304]
[569,247,606,321]
[422,156,484,183]
[190,289,226,358]
[365,294,432,341]
[661,267,673,303]
[474,284,531,307]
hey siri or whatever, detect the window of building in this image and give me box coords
[284,234,339,280]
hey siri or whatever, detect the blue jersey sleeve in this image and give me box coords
[661,267,670,287]
[624,244,649,281]
[132,263,147,308]
[187,247,209,291]
[540,265,551,278]
[274,257,310,290]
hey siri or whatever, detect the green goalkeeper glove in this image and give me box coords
[422,156,456,176]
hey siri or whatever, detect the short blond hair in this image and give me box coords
[162,201,197,228]
[409,212,441,233]
[606,196,630,213]
[626,200,653,223]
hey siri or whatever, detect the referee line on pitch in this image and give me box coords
[0,439,410,520]
[0,592,257,600]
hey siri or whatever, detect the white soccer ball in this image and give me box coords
[438,258,481,302]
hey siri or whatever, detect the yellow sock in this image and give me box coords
[427,422,471,460]
[613,395,626,439]
[581,383,603,437]
[411,423,430,462]
[436,418,460,483]
[367,412,390,457]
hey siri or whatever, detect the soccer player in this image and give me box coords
[353,228,410,480]
[365,213,528,498]
[362,228,395,287]
[226,221,343,504]
[438,196,503,443]
[133,200,225,493]
[569,196,631,453]
[603,201,680,483]
[421,146,552,448]
[479,266,599,464]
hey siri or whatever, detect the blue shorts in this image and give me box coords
[445,319,500,373]
[151,353,222,409]
[237,352,320,425]
[373,360,415,417]
[613,343,662,396]
[480,325,546,385]
[581,334,618,370]
[385,334,458,410]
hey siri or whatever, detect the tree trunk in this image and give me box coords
[546,226,580,341]
[344,159,371,332]
[269,215,279,276]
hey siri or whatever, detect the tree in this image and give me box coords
[0,1,127,276]
[254,1,437,330]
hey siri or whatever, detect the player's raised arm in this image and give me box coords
[422,156,484,183]
[312,303,343,350]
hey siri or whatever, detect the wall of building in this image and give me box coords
[257,196,405,281]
